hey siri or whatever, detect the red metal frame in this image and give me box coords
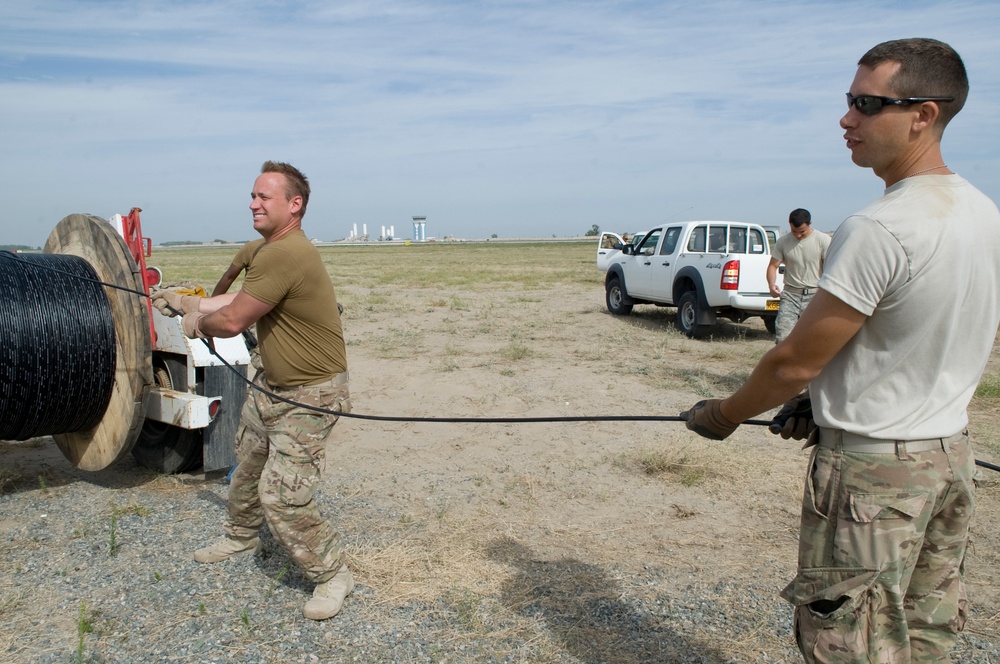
[116,207,157,342]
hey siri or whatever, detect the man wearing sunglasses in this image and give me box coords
[681,38,1000,662]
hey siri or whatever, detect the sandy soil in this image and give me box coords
[3,282,1000,662]
[334,282,1000,658]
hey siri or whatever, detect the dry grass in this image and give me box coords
[631,444,725,486]
[5,240,1000,662]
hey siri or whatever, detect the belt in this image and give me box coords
[818,427,967,454]
[782,285,818,295]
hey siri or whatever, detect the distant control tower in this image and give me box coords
[412,216,426,242]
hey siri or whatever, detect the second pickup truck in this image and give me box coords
[599,221,781,338]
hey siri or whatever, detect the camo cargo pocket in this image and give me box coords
[782,567,881,663]
[837,491,932,573]
[267,440,323,508]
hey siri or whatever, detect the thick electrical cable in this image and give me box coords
[5,250,997,473]
[0,252,117,440]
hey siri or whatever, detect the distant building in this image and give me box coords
[412,216,426,242]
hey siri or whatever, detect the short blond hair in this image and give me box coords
[260,161,311,218]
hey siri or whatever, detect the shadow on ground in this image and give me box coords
[487,536,729,664]
[605,306,773,342]
[0,437,161,495]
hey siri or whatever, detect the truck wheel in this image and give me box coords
[132,360,203,474]
[606,277,633,315]
[677,291,706,338]
[763,316,777,335]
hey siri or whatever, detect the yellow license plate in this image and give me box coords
[765,300,780,311]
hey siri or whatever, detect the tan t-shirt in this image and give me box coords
[771,229,831,289]
[231,238,265,272]
[241,230,346,387]
[814,175,1000,439]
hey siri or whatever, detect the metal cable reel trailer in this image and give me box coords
[23,211,250,474]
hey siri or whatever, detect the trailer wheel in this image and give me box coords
[132,359,203,474]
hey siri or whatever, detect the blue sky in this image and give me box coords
[1,0,998,246]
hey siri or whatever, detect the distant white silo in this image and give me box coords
[363,224,368,238]
[381,225,386,241]
[389,225,395,238]
[352,223,357,238]
[412,216,426,241]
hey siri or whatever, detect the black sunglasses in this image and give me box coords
[846,93,955,116]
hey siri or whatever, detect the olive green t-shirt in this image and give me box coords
[241,230,346,387]
[231,238,265,272]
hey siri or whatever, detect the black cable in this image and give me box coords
[0,252,116,440]
[7,250,998,472]
[163,303,1000,472]
[185,318,776,424]
[0,250,148,297]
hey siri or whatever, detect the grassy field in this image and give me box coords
[152,241,599,291]
[3,239,1000,662]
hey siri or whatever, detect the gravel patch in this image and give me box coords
[2,434,1000,663]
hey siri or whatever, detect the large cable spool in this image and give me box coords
[0,253,117,438]
[0,214,153,471]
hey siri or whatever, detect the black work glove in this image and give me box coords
[768,392,816,440]
[680,399,739,441]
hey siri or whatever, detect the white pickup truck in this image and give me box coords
[598,221,781,338]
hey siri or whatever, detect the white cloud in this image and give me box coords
[0,0,997,245]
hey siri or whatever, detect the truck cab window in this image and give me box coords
[659,227,682,255]
[728,227,747,253]
[687,226,707,252]
[708,226,727,253]
[638,229,661,256]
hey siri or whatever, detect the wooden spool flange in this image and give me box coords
[43,214,153,471]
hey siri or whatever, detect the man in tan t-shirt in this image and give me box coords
[211,238,266,372]
[211,238,265,297]
[766,208,831,343]
[152,161,353,622]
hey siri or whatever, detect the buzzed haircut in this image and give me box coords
[789,208,811,227]
[859,38,968,129]
[261,161,311,218]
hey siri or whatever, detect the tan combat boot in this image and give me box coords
[193,536,261,563]
[303,565,355,620]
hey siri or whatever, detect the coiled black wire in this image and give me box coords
[0,252,117,440]
[6,250,999,475]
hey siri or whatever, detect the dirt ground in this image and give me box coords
[338,282,1000,658]
[3,277,1000,662]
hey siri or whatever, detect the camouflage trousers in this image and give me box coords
[224,371,352,584]
[780,429,974,663]
[775,289,815,343]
